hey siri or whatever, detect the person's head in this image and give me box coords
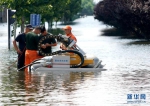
[62,25,72,36]
[34,26,42,34]
[24,24,33,33]
[40,25,47,35]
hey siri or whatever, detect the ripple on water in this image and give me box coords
[0,17,150,106]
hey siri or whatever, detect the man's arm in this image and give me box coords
[13,40,22,54]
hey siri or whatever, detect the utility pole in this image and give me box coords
[7,9,16,50]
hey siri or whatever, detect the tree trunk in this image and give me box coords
[48,20,53,30]
[13,21,17,39]
[50,20,53,29]
[55,21,58,28]
[48,21,51,30]
[21,16,25,33]
[44,22,46,27]
[64,17,67,24]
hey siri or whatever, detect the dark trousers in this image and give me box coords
[17,51,25,70]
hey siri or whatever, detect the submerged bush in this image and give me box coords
[94,0,150,39]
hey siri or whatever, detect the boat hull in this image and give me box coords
[30,54,105,72]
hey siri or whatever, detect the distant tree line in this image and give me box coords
[94,0,150,39]
[81,0,94,16]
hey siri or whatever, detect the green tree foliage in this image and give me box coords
[94,0,150,39]
[0,0,55,31]
[0,0,82,30]
[81,0,94,16]
[62,0,82,24]
[41,0,68,29]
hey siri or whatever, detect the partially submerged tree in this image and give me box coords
[94,0,150,39]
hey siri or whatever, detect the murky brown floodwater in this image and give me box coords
[0,16,150,106]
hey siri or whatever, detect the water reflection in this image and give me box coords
[101,28,128,36]
[8,70,97,105]
[127,40,150,45]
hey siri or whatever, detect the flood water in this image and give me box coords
[0,16,150,106]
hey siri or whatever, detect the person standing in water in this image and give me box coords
[13,24,33,70]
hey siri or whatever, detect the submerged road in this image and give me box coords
[0,16,149,106]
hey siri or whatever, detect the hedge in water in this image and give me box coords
[94,0,150,39]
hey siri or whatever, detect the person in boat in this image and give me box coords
[60,25,77,50]
[38,25,57,56]
[13,24,33,70]
[25,26,42,71]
